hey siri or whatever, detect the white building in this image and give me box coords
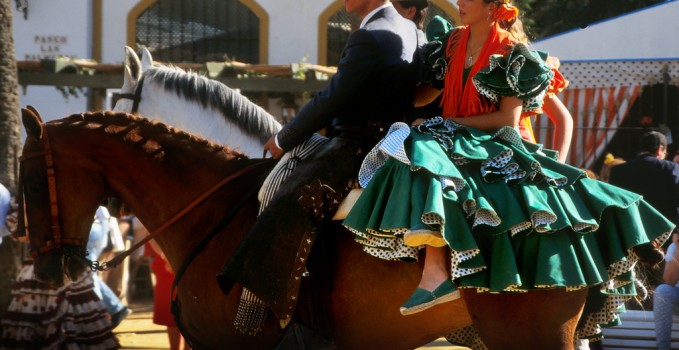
[13,0,459,122]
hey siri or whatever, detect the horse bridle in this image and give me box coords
[19,120,267,270]
[19,124,87,258]
[115,76,145,114]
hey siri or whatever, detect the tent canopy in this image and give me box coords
[530,1,679,168]
[533,0,679,62]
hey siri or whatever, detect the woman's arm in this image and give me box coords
[542,96,573,163]
[665,238,679,286]
[452,96,523,131]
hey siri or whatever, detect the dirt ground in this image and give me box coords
[113,301,468,350]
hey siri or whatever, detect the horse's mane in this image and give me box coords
[54,111,246,160]
[144,65,282,143]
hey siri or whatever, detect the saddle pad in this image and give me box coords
[258,133,329,213]
[332,188,363,220]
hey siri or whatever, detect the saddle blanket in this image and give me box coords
[258,133,361,220]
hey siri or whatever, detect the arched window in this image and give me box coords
[129,0,267,63]
[321,1,459,66]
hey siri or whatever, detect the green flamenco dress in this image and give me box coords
[343,44,673,341]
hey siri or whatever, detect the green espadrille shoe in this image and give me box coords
[400,279,460,315]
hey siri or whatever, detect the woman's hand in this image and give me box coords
[411,118,427,126]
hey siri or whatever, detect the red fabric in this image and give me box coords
[145,243,176,327]
[440,23,516,119]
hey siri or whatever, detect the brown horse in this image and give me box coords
[18,107,589,349]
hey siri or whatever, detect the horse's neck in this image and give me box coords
[138,83,267,158]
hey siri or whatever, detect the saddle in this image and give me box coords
[260,150,362,221]
[227,134,361,335]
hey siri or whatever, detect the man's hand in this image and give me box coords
[264,134,285,159]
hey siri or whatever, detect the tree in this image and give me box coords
[519,0,667,40]
[0,0,24,318]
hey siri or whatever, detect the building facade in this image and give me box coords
[13,0,459,122]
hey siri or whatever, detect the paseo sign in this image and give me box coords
[24,35,74,60]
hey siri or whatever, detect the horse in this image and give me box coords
[18,107,592,350]
[112,46,281,158]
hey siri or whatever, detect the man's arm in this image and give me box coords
[275,30,381,152]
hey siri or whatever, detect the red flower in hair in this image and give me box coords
[493,3,519,22]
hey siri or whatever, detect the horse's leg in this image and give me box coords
[461,288,588,350]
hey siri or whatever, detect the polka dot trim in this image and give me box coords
[445,325,489,350]
[422,212,444,226]
[510,221,532,235]
[440,175,466,192]
[449,244,484,282]
[532,211,557,232]
[472,209,501,228]
[358,122,411,188]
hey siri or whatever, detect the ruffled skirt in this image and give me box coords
[0,264,119,350]
[343,118,672,339]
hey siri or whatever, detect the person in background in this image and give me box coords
[131,217,190,350]
[0,193,118,349]
[599,153,626,183]
[88,206,131,328]
[0,183,12,244]
[392,0,429,30]
[608,131,679,246]
[654,232,679,350]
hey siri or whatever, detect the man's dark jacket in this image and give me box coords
[276,5,421,149]
[609,154,679,229]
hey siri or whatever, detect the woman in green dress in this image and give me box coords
[343,0,672,344]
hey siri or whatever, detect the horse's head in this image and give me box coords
[112,45,282,158]
[19,107,107,285]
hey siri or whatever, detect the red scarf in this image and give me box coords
[441,23,516,118]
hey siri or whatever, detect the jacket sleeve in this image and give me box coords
[276,29,381,151]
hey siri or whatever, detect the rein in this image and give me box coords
[116,75,145,114]
[96,160,267,272]
[170,182,262,348]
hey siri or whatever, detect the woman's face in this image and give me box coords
[456,0,493,26]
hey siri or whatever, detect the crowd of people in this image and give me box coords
[2,0,678,349]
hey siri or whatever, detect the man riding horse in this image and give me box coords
[217,0,423,324]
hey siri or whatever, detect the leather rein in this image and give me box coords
[19,122,265,271]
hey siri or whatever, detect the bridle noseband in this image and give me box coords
[115,76,145,114]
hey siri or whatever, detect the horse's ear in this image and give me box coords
[21,106,43,139]
[124,46,141,82]
[140,47,153,71]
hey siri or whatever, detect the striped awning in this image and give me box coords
[533,60,679,168]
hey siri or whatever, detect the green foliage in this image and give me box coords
[517,0,668,40]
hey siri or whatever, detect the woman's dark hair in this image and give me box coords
[397,1,429,29]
